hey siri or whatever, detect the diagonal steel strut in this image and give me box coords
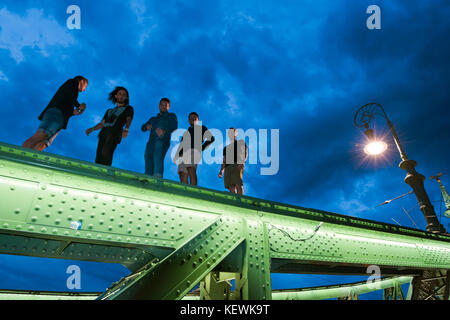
[98,217,245,300]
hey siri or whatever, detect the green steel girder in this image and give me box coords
[0,289,99,300]
[0,141,450,299]
[97,217,246,300]
[271,276,412,300]
[0,276,413,300]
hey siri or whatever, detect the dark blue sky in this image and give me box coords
[0,0,449,298]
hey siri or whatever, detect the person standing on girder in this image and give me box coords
[218,128,248,195]
[22,76,88,151]
[173,112,215,186]
[141,98,178,178]
[85,87,134,166]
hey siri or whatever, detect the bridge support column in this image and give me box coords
[199,272,233,300]
[383,281,405,300]
[234,220,272,300]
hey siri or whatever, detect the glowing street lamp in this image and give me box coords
[364,139,388,156]
[361,127,388,155]
[354,103,446,234]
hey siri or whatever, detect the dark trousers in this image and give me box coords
[96,130,119,166]
[144,139,170,178]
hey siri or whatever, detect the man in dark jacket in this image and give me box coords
[22,76,88,151]
[141,98,178,178]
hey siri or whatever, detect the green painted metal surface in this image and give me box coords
[0,141,449,299]
[0,276,412,300]
[271,276,412,300]
[0,289,99,300]
[97,217,246,300]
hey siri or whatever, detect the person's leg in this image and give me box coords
[224,166,231,192]
[187,166,198,186]
[153,140,170,178]
[235,165,244,195]
[178,163,189,184]
[96,134,118,166]
[95,134,106,164]
[24,108,64,151]
[23,130,48,150]
[35,141,48,152]
[144,141,154,175]
[104,135,118,166]
[229,164,244,195]
[179,172,188,184]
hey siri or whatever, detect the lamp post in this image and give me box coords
[354,103,446,234]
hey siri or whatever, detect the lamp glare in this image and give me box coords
[364,141,387,156]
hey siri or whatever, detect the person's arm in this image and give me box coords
[218,161,226,178]
[74,103,86,116]
[156,114,177,138]
[141,117,154,132]
[122,116,133,138]
[218,148,226,178]
[238,142,248,169]
[244,143,248,162]
[178,134,185,158]
[67,79,85,116]
[202,128,215,151]
[168,113,178,135]
[173,138,183,163]
[86,119,105,136]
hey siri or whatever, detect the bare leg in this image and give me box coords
[236,184,244,195]
[187,167,197,186]
[35,142,47,152]
[23,131,48,151]
[179,172,188,184]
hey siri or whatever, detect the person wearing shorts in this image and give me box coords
[22,76,88,151]
[85,86,134,166]
[174,112,215,185]
[218,128,248,195]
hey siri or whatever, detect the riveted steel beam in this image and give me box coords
[0,142,450,300]
[98,217,245,300]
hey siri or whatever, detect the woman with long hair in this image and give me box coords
[86,86,134,166]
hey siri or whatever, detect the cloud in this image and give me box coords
[129,0,159,47]
[0,70,8,81]
[0,7,75,63]
[0,0,449,293]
